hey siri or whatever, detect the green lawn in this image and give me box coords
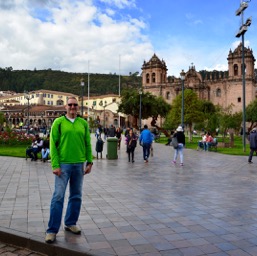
[0,135,251,158]
[0,145,28,158]
[157,134,250,156]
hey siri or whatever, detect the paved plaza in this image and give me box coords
[1,135,257,256]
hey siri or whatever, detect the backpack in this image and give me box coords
[171,136,178,149]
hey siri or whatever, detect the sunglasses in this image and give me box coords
[67,103,78,107]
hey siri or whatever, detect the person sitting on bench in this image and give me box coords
[26,134,43,161]
[41,134,50,162]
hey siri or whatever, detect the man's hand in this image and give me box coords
[53,168,61,176]
[84,164,92,175]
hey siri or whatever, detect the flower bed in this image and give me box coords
[0,131,33,145]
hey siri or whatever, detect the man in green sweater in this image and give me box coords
[45,97,93,243]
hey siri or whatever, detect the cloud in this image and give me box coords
[99,0,136,9]
[0,0,153,74]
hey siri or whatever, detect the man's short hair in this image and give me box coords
[144,125,148,129]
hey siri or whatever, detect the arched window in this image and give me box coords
[57,99,64,105]
[152,73,156,83]
[146,73,150,83]
[216,88,221,97]
[166,91,170,100]
[234,64,238,76]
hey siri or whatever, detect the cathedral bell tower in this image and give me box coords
[141,54,168,92]
[227,43,256,80]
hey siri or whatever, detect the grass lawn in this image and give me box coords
[157,134,250,156]
[0,134,251,158]
[0,145,28,158]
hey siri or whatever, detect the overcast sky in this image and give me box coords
[0,0,256,77]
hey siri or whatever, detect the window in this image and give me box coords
[57,100,64,105]
[166,91,170,100]
[216,88,221,97]
[234,64,238,76]
[146,74,150,83]
[238,97,241,103]
[152,73,156,83]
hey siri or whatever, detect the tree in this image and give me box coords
[163,89,204,140]
[197,100,219,133]
[118,89,170,128]
[0,112,5,131]
[246,98,257,131]
[218,105,242,143]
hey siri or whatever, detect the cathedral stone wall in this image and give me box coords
[141,45,257,128]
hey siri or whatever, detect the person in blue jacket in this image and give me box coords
[139,125,153,163]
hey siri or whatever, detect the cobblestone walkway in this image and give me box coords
[1,135,257,255]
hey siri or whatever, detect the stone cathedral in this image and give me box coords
[141,43,257,125]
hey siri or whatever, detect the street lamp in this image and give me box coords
[235,0,252,152]
[80,78,85,117]
[180,69,186,129]
[139,89,143,132]
[24,91,30,134]
[103,101,107,128]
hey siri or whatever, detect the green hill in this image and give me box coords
[0,67,142,95]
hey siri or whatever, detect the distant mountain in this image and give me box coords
[0,67,142,95]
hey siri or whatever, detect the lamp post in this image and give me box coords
[24,91,30,134]
[87,61,90,119]
[139,89,142,132]
[80,78,85,117]
[103,101,107,128]
[180,70,186,129]
[235,0,252,152]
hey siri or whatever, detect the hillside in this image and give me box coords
[0,67,142,95]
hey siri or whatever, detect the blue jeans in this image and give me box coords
[41,148,50,159]
[142,143,151,160]
[173,143,184,163]
[47,163,84,234]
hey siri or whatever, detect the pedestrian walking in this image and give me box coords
[248,127,257,164]
[126,129,137,162]
[139,125,153,163]
[108,125,115,137]
[115,127,122,150]
[45,96,93,244]
[172,126,185,166]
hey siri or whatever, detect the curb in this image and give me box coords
[0,227,93,256]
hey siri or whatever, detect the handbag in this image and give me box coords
[171,137,178,149]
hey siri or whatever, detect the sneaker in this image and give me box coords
[180,163,184,166]
[45,233,56,243]
[172,160,176,164]
[248,161,253,164]
[64,225,81,235]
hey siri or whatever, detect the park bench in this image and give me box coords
[208,138,218,152]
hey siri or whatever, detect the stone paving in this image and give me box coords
[1,135,257,255]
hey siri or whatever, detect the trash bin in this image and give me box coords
[106,137,118,159]
[95,138,104,159]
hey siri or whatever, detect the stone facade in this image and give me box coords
[141,44,257,127]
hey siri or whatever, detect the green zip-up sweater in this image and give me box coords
[50,116,92,170]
